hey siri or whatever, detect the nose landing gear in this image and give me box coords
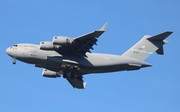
[12,58,16,64]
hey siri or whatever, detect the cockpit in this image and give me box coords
[9,45,18,49]
[13,45,18,47]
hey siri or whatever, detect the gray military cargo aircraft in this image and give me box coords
[6,23,172,89]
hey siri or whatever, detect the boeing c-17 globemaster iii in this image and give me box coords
[6,23,173,89]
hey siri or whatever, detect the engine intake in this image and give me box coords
[40,41,59,50]
[40,41,54,50]
[52,36,72,46]
[42,69,60,78]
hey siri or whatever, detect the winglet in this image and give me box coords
[100,23,108,31]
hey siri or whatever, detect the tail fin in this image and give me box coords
[122,31,173,61]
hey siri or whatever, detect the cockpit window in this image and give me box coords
[13,45,18,47]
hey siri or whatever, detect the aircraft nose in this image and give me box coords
[6,47,11,56]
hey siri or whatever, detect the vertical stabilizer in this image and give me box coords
[122,31,173,61]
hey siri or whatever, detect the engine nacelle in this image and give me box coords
[52,36,72,46]
[42,69,60,78]
[40,41,58,50]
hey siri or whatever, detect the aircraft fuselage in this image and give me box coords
[6,43,151,75]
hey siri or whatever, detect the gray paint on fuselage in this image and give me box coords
[7,43,149,74]
[81,53,142,73]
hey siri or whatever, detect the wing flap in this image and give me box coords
[66,73,86,89]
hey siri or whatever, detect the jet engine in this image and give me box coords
[42,69,60,78]
[40,41,59,50]
[52,36,72,46]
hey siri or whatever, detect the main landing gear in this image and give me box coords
[62,64,80,79]
[63,72,76,79]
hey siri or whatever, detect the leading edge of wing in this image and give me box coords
[75,22,108,39]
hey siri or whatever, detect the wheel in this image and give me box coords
[63,71,67,78]
[73,65,78,70]
[13,61,16,64]
[63,74,67,78]
[12,58,16,64]
[66,64,70,69]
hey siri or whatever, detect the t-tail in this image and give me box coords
[122,31,173,61]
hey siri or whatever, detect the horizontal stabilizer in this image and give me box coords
[147,31,173,41]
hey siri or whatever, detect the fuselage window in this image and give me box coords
[13,45,18,47]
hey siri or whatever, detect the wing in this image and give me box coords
[65,73,86,89]
[62,23,108,55]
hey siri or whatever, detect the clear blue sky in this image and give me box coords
[1,0,180,112]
